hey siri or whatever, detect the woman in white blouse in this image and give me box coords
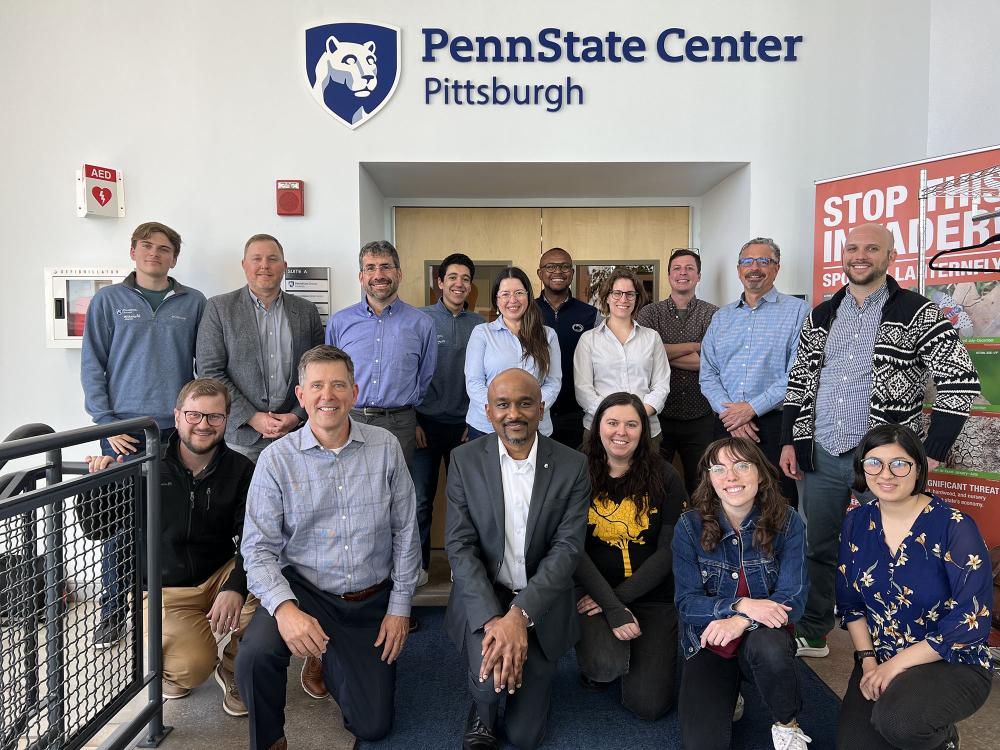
[574,269,671,447]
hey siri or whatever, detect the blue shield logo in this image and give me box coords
[305,21,401,130]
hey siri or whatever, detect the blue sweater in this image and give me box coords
[81,272,206,429]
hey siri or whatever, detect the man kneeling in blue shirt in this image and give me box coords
[236,345,421,750]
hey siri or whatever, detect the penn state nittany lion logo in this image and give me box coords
[305,21,400,130]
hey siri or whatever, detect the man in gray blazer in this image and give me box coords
[196,234,324,461]
[445,369,590,750]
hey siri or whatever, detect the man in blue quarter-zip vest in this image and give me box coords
[78,378,256,718]
[535,247,598,449]
[81,221,206,648]
[412,253,486,586]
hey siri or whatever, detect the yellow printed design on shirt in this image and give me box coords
[589,496,656,577]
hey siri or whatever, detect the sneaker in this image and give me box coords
[162,679,190,700]
[92,617,125,650]
[733,692,744,721]
[300,655,328,699]
[944,724,960,750]
[417,569,429,587]
[772,723,812,750]
[214,664,248,717]
[794,634,829,658]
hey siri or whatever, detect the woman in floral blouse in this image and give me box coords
[836,424,993,750]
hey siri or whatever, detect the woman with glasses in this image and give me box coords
[573,269,670,450]
[673,437,811,750]
[835,425,992,750]
[574,392,685,719]
[464,266,561,438]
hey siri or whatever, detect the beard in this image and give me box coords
[179,431,223,455]
[501,420,529,446]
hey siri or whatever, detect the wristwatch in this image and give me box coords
[853,649,878,664]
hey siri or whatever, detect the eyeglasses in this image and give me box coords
[708,461,754,476]
[497,290,528,301]
[737,257,777,267]
[362,263,397,274]
[182,410,226,426]
[540,263,572,273]
[609,290,638,300]
[862,457,914,478]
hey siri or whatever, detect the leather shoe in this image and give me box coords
[409,616,420,634]
[300,655,328,699]
[578,672,609,692]
[463,703,498,750]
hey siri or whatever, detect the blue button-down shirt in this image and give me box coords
[700,288,809,417]
[815,283,890,455]
[325,296,437,409]
[464,317,562,436]
[241,419,421,617]
[249,289,292,411]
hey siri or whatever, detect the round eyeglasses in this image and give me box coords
[182,410,226,426]
[708,461,754,476]
[862,457,914,477]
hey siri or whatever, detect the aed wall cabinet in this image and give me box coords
[44,267,130,348]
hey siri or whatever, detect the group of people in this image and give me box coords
[73,219,993,750]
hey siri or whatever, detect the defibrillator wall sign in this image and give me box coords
[76,163,125,218]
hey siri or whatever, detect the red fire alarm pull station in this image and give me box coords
[276,180,304,216]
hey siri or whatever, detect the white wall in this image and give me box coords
[699,166,753,304]
[0,0,949,443]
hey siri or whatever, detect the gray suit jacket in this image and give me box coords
[196,287,324,447]
[444,433,590,661]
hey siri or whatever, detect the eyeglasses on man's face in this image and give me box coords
[609,290,638,300]
[362,263,398,274]
[540,263,572,273]
[182,410,226,426]
[497,290,528,301]
[862,457,914,478]
[708,461,754,476]
[737,257,777,267]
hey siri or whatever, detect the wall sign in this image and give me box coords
[283,266,331,323]
[76,163,125,218]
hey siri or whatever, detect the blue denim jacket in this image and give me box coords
[672,504,808,659]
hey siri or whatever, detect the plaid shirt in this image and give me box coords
[636,296,718,420]
[242,419,421,617]
[814,283,889,454]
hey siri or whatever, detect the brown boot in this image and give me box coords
[268,738,287,750]
[300,655,328,699]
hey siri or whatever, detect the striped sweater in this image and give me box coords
[781,276,980,469]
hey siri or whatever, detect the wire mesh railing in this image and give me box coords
[0,418,169,750]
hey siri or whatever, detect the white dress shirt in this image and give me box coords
[496,435,538,591]
[573,319,671,436]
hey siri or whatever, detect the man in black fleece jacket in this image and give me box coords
[78,378,256,717]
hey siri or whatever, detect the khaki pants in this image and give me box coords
[144,558,258,689]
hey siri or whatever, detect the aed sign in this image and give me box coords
[77,163,125,218]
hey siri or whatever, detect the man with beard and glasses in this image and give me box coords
[535,247,598,449]
[77,378,257,717]
[779,222,980,659]
[445,368,590,750]
[700,237,808,507]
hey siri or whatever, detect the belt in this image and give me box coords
[353,405,413,417]
[338,578,392,602]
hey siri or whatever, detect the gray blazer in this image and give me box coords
[444,433,590,661]
[196,287,324,447]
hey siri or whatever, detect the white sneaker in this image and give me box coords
[733,693,744,721]
[417,569,429,587]
[772,723,811,750]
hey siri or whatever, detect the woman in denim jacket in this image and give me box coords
[673,437,811,750]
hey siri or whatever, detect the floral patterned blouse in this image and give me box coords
[836,494,992,669]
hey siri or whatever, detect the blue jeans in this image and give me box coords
[797,444,856,640]
[465,425,490,441]
[411,414,466,569]
[98,427,173,623]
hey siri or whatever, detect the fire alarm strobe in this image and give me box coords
[276,180,304,216]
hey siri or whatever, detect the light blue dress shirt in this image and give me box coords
[464,317,562,436]
[700,288,809,417]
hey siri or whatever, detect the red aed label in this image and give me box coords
[85,164,117,182]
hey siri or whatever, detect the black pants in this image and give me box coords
[464,587,560,750]
[575,602,678,720]
[235,571,396,748]
[679,628,800,750]
[837,661,992,750]
[550,409,585,451]
[411,414,466,569]
[713,410,798,508]
[658,413,715,496]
